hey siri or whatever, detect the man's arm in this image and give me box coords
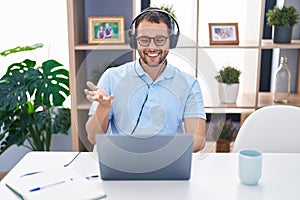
[86,105,110,144]
[84,81,113,144]
[184,118,206,152]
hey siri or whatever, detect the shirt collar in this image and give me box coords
[133,60,145,76]
[133,59,175,79]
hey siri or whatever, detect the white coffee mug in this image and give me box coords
[238,149,262,185]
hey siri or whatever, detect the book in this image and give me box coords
[5,167,106,200]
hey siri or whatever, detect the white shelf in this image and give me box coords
[199,40,260,49]
[261,39,300,49]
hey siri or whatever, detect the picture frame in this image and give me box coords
[208,23,239,45]
[88,16,125,44]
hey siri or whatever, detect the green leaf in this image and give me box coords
[32,104,70,149]
[24,59,70,107]
[6,59,36,73]
[0,43,43,57]
[50,107,71,134]
[215,66,241,84]
[266,5,300,27]
[0,105,32,154]
[0,59,36,111]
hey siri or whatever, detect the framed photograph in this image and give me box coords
[88,16,125,44]
[208,23,239,45]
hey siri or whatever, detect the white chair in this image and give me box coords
[232,105,300,153]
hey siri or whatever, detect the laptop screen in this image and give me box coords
[95,134,193,180]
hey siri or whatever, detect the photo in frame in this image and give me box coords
[209,23,239,45]
[88,16,125,44]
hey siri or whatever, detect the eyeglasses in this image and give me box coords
[137,35,169,47]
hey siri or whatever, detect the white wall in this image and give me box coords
[0,0,69,76]
[0,0,71,171]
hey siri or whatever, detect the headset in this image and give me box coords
[128,8,180,49]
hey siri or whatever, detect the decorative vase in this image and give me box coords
[273,55,291,103]
[218,83,239,104]
[273,25,293,43]
[216,139,230,153]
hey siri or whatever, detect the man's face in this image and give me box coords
[136,20,170,67]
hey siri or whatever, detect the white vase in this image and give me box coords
[218,83,239,104]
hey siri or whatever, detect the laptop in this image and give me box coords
[95,134,193,180]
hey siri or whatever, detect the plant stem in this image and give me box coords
[28,124,44,151]
[45,129,52,151]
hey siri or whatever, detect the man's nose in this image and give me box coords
[148,38,157,47]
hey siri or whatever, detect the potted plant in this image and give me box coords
[215,66,241,104]
[157,4,177,30]
[0,43,71,155]
[210,118,238,152]
[266,5,300,43]
[160,4,177,20]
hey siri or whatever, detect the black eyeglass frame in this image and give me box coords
[137,35,170,47]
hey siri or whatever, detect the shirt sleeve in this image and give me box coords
[183,80,206,120]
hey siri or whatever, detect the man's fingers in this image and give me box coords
[101,95,114,100]
[84,88,91,95]
[95,94,114,101]
[85,82,113,103]
[86,81,109,96]
[86,81,98,91]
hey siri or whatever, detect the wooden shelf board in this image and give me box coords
[205,108,255,114]
[75,43,132,50]
[204,93,256,109]
[261,39,300,49]
[258,92,300,107]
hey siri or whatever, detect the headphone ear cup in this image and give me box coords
[169,33,179,49]
[129,30,137,49]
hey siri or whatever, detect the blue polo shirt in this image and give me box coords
[89,60,206,136]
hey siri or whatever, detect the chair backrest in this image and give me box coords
[232,105,300,153]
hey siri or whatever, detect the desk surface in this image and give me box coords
[1,152,300,200]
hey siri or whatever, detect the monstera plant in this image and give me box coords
[0,43,70,154]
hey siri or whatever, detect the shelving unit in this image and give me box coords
[67,0,136,151]
[195,0,300,113]
[67,0,300,151]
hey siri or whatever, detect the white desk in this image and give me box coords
[1,152,300,200]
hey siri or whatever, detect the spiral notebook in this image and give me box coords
[5,167,106,200]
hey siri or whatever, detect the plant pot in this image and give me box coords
[216,139,230,153]
[273,25,293,43]
[218,83,239,104]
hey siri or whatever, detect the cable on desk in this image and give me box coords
[64,152,81,167]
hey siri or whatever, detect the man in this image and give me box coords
[84,8,206,152]
[104,23,113,38]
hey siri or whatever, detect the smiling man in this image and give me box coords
[84,8,206,152]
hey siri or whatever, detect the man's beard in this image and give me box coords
[139,50,168,67]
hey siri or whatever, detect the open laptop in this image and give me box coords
[95,134,193,180]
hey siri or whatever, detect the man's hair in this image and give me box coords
[134,7,172,31]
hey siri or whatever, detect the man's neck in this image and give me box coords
[140,60,166,81]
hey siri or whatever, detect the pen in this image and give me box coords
[86,175,99,180]
[20,171,43,177]
[29,180,65,192]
